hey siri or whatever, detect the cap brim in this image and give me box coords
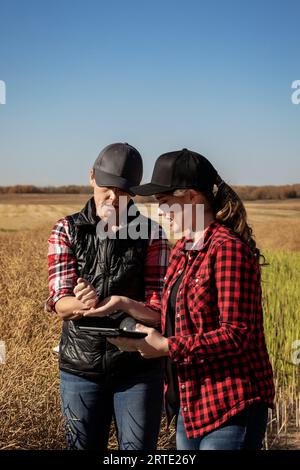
[130,183,176,196]
[94,169,135,196]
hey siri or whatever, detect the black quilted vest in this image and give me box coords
[59,197,163,379]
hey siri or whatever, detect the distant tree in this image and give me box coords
[0,184,299,200]
[283,189,297,198]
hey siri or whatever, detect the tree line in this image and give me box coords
[0,184,299,201]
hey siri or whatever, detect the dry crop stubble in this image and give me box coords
[0,195,299,449]
[0,225,175,449]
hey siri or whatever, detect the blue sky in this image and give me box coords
[0,0,299,186]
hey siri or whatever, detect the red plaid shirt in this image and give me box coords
[162,221,275,439]
[46,216,169,313]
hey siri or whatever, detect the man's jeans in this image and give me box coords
[60,368,164,451]
[176,402,269,450]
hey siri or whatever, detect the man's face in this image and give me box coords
[90,170,131,222]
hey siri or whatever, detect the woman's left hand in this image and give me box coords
[73,295,123,317]
[107,324,169,359]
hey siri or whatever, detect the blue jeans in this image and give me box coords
[60,369,164,451]
[176,402,269,450]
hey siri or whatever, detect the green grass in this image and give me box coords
[262,251,300,393]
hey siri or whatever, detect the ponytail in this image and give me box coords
[172,174,264,265]
[210,175,264,265]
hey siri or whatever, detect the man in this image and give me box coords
[46,143,169,450]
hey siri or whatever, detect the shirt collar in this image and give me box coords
[178,220,220,253]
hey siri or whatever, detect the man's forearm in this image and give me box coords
[55,296,87,320]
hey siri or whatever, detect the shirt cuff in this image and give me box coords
[45,292,74,313]
[168,336,205,365]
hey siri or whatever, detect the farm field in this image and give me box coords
[0,194,299,449]
[1,194,300,251]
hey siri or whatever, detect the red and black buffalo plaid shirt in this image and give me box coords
[46,217,169,313]
[162,221,275,439]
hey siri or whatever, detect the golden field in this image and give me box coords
[0,194,299,449]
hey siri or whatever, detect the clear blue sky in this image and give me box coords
[0,0,299,186]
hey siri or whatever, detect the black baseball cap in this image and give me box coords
[131,148,218,196]
[93,143,143,196]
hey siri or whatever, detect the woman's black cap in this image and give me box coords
[131,148,217,196]
[93,142,143,196]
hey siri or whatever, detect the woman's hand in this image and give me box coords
[73,278,99,309]
[107,324,169,359]
[73,295,123,317]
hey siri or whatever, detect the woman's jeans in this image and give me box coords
[176,402,269,450]
[60,368,164,451]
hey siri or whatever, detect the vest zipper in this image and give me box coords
[103,237,110,374]
[103,237,110,297]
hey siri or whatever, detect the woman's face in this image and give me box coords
[155,192,189,234]
[155,190,209,236]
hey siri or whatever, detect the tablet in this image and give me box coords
[77,326,147,338]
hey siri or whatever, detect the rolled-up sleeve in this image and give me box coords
[144,223,169,312]
[45,218,78,313]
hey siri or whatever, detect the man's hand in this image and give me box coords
[73,278,99,309]
[107,324,169,359]
[73,295,123,317]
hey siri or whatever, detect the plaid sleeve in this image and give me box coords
[45,218,78,313]
[168,239,258,364]
[143,223,169,313]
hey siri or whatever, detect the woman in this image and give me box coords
[78,148,275,450]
